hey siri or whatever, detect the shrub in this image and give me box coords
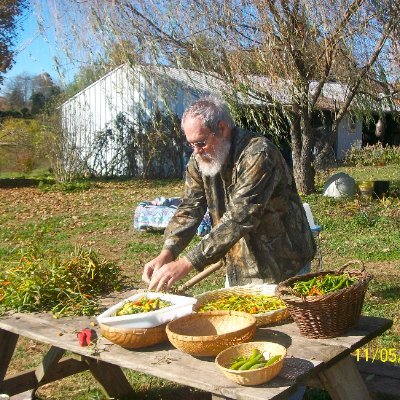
[344,142,400,166]
[0,117,50,173]
[0,243,123,317]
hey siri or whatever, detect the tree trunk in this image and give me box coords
[289,109,316,194]
[315,122,338,171]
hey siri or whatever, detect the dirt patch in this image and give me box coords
[363,261,400,280]
[0,178,40,188]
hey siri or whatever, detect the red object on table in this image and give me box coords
[77,328,96,346]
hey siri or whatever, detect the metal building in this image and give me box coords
[61,64,362,177]
[60,64,222,177]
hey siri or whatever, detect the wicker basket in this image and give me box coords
[194,285,289,327]
[215,341,286,386]
[166,311,256,356]
[276,261,373,339]
[100,322,168,349]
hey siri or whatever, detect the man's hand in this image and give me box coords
[142,249,174,284]
[148,257,193,292]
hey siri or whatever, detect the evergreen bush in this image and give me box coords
[344,142,400,166]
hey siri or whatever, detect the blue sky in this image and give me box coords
[0,3,77,93]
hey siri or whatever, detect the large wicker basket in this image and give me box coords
[215,341,286,386]
[194,285,289,327]
[100,322,168,349]
[166,311,256,356]
[276,261,373,339]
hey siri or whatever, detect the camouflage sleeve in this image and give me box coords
[185,148,285,270]
[162,157,208,259]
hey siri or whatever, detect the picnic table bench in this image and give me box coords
[0,291,396,400]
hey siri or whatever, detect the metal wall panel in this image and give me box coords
[61,64,202,176]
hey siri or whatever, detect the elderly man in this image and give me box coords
[143,97,316,292]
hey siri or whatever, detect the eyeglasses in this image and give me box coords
[188,140,207,149]
[187,134,212,149]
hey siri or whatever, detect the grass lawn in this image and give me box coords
[0,166,399,400]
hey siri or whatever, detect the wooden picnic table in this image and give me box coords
[0,292,393,400]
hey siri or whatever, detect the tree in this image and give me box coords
[3,73,31,109]
[0,0,29,85]
[3,72,60,112]
[30,92,46,114]
[32,73,57,97]
[43,0,400,193]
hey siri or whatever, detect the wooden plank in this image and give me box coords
[0,311,393,400]
[0,328,18,388]
[35,346,65,383]
[0,313,319,399]
[1,357,89,396]
[318,356,371,400]
[255,316,393,372]
[253,328,344,364]
[10,390,34,400]
[83,357,134,398]
[307,357,400,397]
[311,317,393,353]
[305,375,324,389]
[256,316,393,352]
[0,313,392,357]
[1,313,391,366]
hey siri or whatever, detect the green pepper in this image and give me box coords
[238,353,265,370]
[229,359,248,370]
[327,276,347,292]
[264,354,282,366]
[228,350,259,369]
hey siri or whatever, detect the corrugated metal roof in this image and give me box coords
[146,65,226,95]
[62,63,393,111]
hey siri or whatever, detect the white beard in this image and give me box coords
[195,139,231,177]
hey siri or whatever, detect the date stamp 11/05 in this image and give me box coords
[355,348,400,363]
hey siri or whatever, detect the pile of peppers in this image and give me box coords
[227,349,282,370]
[292,273,358,297]
[198,294,285,314]
[116,296,172,316]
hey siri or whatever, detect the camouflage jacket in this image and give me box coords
[163,127,316,285]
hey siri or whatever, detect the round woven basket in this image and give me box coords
[166,311,256,357]
[276,261,373,339]
[100,323,168,349]
[194,285,289,327]
[215,341,286,386]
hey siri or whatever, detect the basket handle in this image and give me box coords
[338,260,365,273]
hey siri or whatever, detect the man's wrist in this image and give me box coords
[160,249,175,263]
[185,251,206,272]
[161,245,178,260]
[181,256,193,269]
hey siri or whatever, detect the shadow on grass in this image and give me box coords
[304,388,331,400]
[371,285,400,301]
[304,388,400,400]
[0,178,41,188]
[118,387,211,400]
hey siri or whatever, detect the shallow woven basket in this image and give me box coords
[194,285,289,327]
[215,341,286,386]
[100,322,168,349]
[276,261,373,339]
[166,311,256,357]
